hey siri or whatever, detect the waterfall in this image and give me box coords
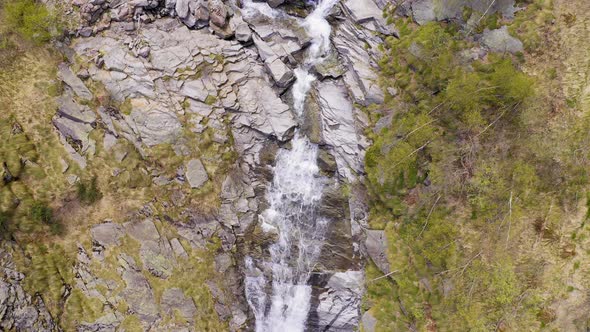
[244,0,339,330]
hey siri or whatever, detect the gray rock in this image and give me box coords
[315,80,362,180]
[140,239,176,279]
[314,270,364,331]
[125,219,160,242]
[481,26,524,54]
[342,0,396,35]
[175,0,191,19]
[53,96,96,165]
[333,22,384,105]
[0,247,57,332]
[214,253,233,273]
[234,16,252,43]
[170,238,188,258]
[130,106,182,146]
[91,222,124,248]
[58,63,93,100]
[186,159,209,189]
[407,0,517,25]
[317,149,337,174]
[312,52,345,79]
[57,96,96,124]
[365,230,390,274]
[181,79,210,102]
[59,158,69,173]
[236,78,296,141]
[361,310,377,332]
[121,264,159,325]
[160,288,197,322]
[264,57,294,87]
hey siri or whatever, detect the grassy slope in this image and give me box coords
[363,1,590,331]
[0,2,233,330]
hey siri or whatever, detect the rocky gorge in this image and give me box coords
[1,0,393,330]
[2,0,580,330]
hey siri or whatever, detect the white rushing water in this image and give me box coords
[244,0,339,331]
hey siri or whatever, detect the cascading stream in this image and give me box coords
[244,0,340,331]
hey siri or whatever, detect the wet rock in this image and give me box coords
[311,52,345,79]
[314,270,363,331]
[185,158,209,189]
[481,26,524,54]
[317,149,337,174]
[264,57,295,87]
[317,185,356,271]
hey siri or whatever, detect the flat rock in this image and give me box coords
[130,105,182,147]
[125,219,160,242]
[91,223,124,248]
[160,288,197,322]
[186,158,209,188]
[265,57,294,87]
[121,266,159,325]
[481,26,524,54]
[236,78,296,141]
[316,80,362,180]
[365,230,390,274]
[180,79,210,102]
[58,63,93,100]
[140,239,176,279]
[343,0,396,35]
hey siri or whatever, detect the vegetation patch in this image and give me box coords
[365,4,590,331]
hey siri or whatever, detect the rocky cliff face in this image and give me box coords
[1,0,397,330]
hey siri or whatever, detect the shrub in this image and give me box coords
[0,211,10,237]
[30,201,52,224]
[77,176,103,205]
[1,0,58,44]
